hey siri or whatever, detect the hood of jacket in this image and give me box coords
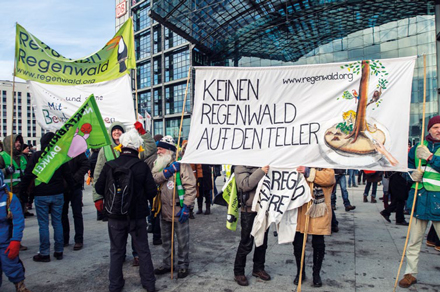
[3,134,24,157]
[108,121,126,147]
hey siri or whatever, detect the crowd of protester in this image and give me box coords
[0,116,440,291]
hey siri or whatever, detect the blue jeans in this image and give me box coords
[347,169,358,187]
[35,194,64,255]
[331,175,351,206]
[364,182,378,198]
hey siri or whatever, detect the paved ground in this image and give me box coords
[3,178,440,292]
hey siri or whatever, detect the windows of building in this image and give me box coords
[164,27,186,50]
[139,91,152,116]
[165,117,190,140]
[136,30,151,60]
[153,26,162,54]
[165,82,191,115]
[153,88,162,117]
[138,61,151,89]
[134,1,151,32]
[154,120,163,136]
[164,48,189,82]
[153,56,162,85]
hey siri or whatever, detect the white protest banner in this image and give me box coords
[29,75,135,130]
[182,56,416,171]
[251,168,311,246]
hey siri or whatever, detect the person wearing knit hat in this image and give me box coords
[95,128,157,292]
[399,115,440,288]
[144,135,197,279]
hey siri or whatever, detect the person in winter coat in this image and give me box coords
[293,167,335,287]
[92,121,156,266]
[20,132,75,262]
[95,129,157,292]
[0,135,28,213]
[399,116,440,288]
[145,136,196,279]
[0,171,31,292]
[233,165,271,287]
[62,153,89,250]
[363,171,383,203]
[380,171,411,225]
[192,164,213,215]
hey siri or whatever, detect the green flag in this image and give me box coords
[33,94,111,183]
[15,18,136,85]
[222,174,239,231]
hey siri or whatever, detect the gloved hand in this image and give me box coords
[134,121,146,135]
[5,240,20,259]
[5,165,15,176]
[410,169,424,182]
[163,162,180,179]
[95,199,104,213]
[416,145,433,161]
[177,204,190,223]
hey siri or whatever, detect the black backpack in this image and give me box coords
[103,159,141,216]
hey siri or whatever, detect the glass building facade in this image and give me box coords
[116,0,439,143]
[129,0,192,141]
[234,15,438,143]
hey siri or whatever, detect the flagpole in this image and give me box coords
[9,28,18,190]
[131,16,139,121]
[297,183,313,292]
[170,65,191,279]
[393,54,426,292]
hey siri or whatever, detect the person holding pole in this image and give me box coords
[233,165,271,287]
[293,167,335,288]
[146,135,196,279]
[399,116,440,288]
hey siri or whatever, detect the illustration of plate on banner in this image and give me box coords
[318,117,392,168]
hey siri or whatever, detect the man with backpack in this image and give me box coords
[0,171,31,292]
[92,121,156,266]
[95,129,157,292]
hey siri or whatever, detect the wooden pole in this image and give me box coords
[297,183,313,292]
[131,16,139,121]
[393,54,427,292]
[170,65,191,279]
[9,50,17,190]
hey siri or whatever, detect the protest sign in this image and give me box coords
[15,18,135,85]
[182,56,416,171]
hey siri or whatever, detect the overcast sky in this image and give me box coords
[0,0,116,81]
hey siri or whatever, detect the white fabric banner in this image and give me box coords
[251,168,311,246]
[28,75,136,131]
[182,56,416,171]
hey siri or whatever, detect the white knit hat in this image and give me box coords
[119,128,143,150]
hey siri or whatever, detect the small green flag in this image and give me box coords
[222,174,239,231]
[33,94,111,183]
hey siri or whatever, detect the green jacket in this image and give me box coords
[0,135,25,193]
[92,121,157,202]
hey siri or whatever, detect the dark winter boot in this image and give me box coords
[204,202,211,215]
[293,248,306,285]
[196,200,203,214]
[312,248,325,287]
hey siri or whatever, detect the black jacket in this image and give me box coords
[67,153,90,191]
[95,148,156,220]
[21,133,75,198]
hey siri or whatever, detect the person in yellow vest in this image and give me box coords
[399,116,440,288]
[0,135,31,217]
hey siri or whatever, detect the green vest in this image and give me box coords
[412,141,440,191]
[0,151,27,187]
[103,145,118,161]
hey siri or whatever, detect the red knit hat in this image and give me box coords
[428,115,440,130]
